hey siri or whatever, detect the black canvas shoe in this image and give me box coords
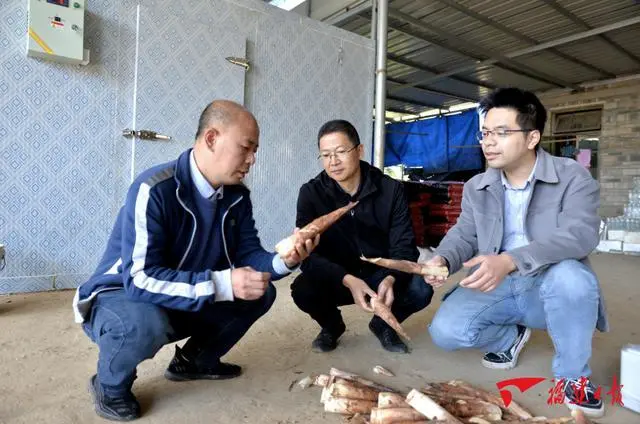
[88,374,140,421]
[311,323,346,353]
[164,346,242,381]
[482,325,531,370]
[369,320,409,353]
[563,377,605,418]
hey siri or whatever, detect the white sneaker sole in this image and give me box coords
[481,327,531,370]
[564,399,605,418]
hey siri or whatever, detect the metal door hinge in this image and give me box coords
[226,56,250,71]
[122,129,172,141]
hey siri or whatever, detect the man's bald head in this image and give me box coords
[195,100,257,140]
[192,100,260,187]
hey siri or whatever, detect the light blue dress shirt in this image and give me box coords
[500,156,539,252]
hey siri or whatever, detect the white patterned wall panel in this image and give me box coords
[339,39,375,162]
[114,1,140,207]
[132,5,245,177]
[247,16,345,249]
[0,0,374,293]
[0,0,120,293]
[245,12,374,249]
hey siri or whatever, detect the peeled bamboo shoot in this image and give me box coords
[373,365,395,377]
[328,380,379,401]
[323,395,377,415]
[276,202,358,256]
[371,298,411,341]
[442,398,502,420]
[361,256,449,278]
[378,392,410,408]
[313,374,330,387]
[405,389,463,423]
[321,376,336,404]
[370,407,426,423]
[329,368,398,393]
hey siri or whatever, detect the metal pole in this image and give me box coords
[373,0,388,170]
[370,0,377,40]
[370,0,377,163]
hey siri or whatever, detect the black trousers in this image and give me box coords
[291,269,433,333]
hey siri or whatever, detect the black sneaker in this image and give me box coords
[369,320,409,353]
[311,324,346,353]
[563,377,605,418]
[164,346,242,381]
[88,374,140,422]
[482,325,531,370]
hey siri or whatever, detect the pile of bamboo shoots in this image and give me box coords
[301,368,595,424]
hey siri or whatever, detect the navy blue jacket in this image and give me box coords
[74,149,286,322]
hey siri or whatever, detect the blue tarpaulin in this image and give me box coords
[384,109,483,173]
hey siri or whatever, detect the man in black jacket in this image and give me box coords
[291,120,433,353]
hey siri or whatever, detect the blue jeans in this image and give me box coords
[82,284,276,397]
[428,259,600,379]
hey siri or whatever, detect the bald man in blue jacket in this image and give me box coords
[74,100,317,421]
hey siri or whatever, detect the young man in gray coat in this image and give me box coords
[425,88,607,418]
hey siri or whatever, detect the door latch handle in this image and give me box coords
[122,128,172,141]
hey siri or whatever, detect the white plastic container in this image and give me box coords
[621,344,640,414]
[608,230,626,241]
[624,231,640,244]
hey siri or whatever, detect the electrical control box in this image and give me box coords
[27,0,87,65]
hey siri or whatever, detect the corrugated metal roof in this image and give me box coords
[333,0,640,116]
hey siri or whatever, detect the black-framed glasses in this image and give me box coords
[317,145,358,161]
[476,128,534,142]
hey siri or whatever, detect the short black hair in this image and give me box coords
[478,88,547,134]
[317,120,360,147]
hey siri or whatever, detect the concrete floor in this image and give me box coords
[0,253,639,424]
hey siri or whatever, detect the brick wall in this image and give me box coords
[538,78,640,218]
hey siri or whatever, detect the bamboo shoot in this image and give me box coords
[276,202,358,256]
[324,395,377,415]
[371,298,411,341]
[373,365,395,377]
[378,392,410,409]
[361,256,449,278]
[370,407,426,423]
[467,418,492,424]
[329,380,380,401]
[405,389,463,423]
[313,374,330,387]
[321,376,336,404]
[329,368,398,393]
[421,381,533,419]
[444,398,502,420]
[447,380,533,419]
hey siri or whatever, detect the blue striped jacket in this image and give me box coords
[73,149,286,323]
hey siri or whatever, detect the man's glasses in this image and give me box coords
[317,145,358,161]
[476,128,534,142]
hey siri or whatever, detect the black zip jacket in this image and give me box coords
[296,161,419,285]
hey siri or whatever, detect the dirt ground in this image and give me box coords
[0,252,639,424]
